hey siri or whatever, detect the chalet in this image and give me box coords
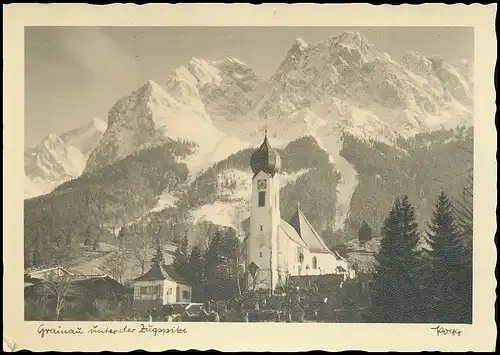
[24,271,128,321]
[132,264,192,310]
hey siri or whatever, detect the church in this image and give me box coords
[243,132,355,294]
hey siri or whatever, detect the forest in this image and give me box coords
[24,139,195,269]
[340,126,473,241]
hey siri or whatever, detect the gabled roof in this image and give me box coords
[279,220,308,248]
[28,266,73,278]
[163,264,189,285]
[133,264,190,285]
[288,205,334,254]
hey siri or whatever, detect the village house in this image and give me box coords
[24,267,128,320]
[132,264,192,310]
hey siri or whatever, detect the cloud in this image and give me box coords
[57,27,137,79]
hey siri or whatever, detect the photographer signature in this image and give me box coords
[431,325,463,337]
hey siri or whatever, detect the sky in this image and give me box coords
[24,26,473,147]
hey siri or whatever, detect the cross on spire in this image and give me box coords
[264,115,268,138]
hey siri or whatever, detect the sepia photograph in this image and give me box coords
[3,3,497,353]
[23,25,474,324]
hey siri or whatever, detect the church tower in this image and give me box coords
[246,131,282,294]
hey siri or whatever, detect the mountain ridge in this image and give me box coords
[24,118,107,199]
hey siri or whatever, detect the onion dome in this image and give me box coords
[250,131,281,176]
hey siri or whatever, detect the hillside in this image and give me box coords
[24,139,195,268]
[340,126,473,241]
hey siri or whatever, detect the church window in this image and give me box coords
[258,191,266,207]
[260,225,263,231]
[297,247,304,263]
[312,256,318,269]
[260,252,262,258]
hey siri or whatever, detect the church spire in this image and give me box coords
[264,115,268,138]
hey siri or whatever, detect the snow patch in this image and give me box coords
[279,169,310,186]
[191,201,250,229]
[295,37,309,50]
[149,190,179,213]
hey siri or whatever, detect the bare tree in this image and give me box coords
[129,223,156,275]
[41,271,78,321]
[131,238,151,276]
[99,250,126,284]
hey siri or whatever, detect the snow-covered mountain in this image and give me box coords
[66,30,473,239]
[84,31,472,177]
[84,78,249,176]
[253,32,472,137]
[24,118,107,199]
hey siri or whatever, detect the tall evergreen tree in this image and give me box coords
[367,195,426,323]
[425,191,470,323]
[172,233,189,278]
[187,245,205,302]
[358,220,373,245]
[150,238,164,268]
[451,171,473,324]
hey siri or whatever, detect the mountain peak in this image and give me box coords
[44,133,63,144]
[136,80,174,104]
[212,57,248,68]
[332,31,372,51]
[145,79,164,92]
[90,118,107,132]
[294,37,309,51]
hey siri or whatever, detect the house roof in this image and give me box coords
[133,264,190,285]
[24,274,43,284]
[68,274,110,282]
[288,206,336,255]
[28,266,73,278]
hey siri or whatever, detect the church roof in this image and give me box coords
[250,132,281,177]
[279,220,308,248]
[240,205,343,258]
[133,264,189,285]
[288,205,336,255]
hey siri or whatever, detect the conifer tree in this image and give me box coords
[173,233,189,278]
[454,172,473,324]
[358,220,373,246]
[187,245,205,302]
[425,191,470,323]
[367,195,426,323]
[150,237,164,268]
